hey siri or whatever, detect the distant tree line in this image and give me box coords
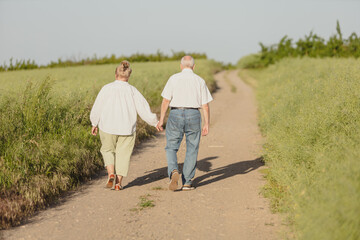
[238,21,360,69]
[0,51,207,72]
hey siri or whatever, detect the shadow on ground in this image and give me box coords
[193,157,264,187]
[125,156,264,188]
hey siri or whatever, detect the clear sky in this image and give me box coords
[0,0,359,65]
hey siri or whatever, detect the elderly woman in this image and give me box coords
[90,61,158,190]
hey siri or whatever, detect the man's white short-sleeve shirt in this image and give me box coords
[161,68,213,108]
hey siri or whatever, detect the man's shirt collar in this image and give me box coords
[181,68,193,73]
[115,80,129,84]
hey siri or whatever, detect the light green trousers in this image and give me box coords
[99,130,136,177]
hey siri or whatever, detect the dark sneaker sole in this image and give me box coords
[169,171,180,191]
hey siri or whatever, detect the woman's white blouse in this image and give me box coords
[90,80,158,135]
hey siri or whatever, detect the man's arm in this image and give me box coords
[202,103,210,136]
[156,98,170,131]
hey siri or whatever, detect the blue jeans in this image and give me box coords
[165,108,201,186]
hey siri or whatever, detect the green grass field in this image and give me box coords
[243,58,360,239]
[0,59,221,229]
[0,60,219,104]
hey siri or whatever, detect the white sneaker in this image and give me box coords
[182,185,195,191]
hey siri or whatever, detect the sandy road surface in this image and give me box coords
[3,70,281,240]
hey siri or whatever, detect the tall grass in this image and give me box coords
[0,60,219,101]
[0,60,221,229]
[247,58,360,239]
[0,78,102,228]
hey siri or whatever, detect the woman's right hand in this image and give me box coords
[91,126,98,136]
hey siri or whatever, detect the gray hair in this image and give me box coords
[181,56,195,68]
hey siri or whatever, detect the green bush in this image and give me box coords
[237,54,264,69]
[249,58,360,239]
[0,51,208,72]
[238,21,360,69]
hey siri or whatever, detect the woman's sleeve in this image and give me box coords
[90,88,105,127]
[132,88,158,127]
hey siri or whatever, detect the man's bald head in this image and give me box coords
[180,55,195,69]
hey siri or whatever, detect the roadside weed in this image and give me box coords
[248,58,360,240]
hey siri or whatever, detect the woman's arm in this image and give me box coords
[90,88,105,135]
[133,88,159,127]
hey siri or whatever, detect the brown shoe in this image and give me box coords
[169,170,180,191]
[114,183,123,191]
[106,174,116,188]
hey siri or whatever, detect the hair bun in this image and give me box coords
[122,61,130,70]
[115,60,132,78]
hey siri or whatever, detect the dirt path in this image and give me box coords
[3,70,281,240]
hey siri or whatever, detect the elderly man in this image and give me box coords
[156,56,213,191]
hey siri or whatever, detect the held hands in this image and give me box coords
[93,123,206,135]
[156,121,164,131]
[156,121,209,135]
[91,126,98,136]
[92,122,164,135]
